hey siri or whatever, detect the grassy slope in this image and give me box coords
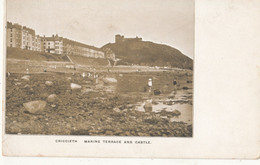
[6,47,108,66]
[68,55,109,66]
[6,47,68,62]
[102,41,193,69]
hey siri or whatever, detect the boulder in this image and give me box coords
[154,89,161,95]
[47,94,57,103]
[23,100,47,114]
[15,82,21,86]
[70,83,82,90]
[24,84,30,88]
[45,81,53,86]
[51,104,57,108]
[21,75,30,81]
[113,107,121,113]
[81,87,93,94]
[103,77,117,84]
[144,100,152,112]
[172,109,181,116]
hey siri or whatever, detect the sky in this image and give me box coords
[6,0,194,58]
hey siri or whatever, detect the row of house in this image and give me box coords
[6,22,107,59]
[6,22,42,51]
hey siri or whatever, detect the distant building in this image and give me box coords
[42,34,104,58]
[6,21,105,59]
[42,34,63,54]
[115,34,142,43]
[6,22,41,51]
[63,38,104,58]
[6,22,22,48]
[103,48,115,60]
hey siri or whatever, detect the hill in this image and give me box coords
[102,40,193,69]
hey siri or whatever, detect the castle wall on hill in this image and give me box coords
[115,34,142,43]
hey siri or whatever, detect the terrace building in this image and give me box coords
[7,22,42,51]
[63,38,104,58]
[7,22,105,59]
[6,22,22,48]
[42,34,63,54]
[42,34,105,58]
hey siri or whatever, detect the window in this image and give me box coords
[10,28,12,32]
[10,44,12,47]
[10,39,12,42]
[10,34,12,37]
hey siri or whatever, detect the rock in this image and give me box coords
[45,81,53,86]
[160,116,168,119]
[71,83,82,90]
[154,89,161,95]
[105,130,113,135]
[144,100,152,112]
[81,87,93,94]
[40,93,49,99]
[24,84,30,88]
[126,104,134,109]
[152,101,159,105]
[113,107,121,113]
[183,87,189,90]
[172,109,181,116]
[15,82,21,85]
[47,94,57,103]
[21,75,30,81]
[51,104,57,108]
[23,100,47,114]
[103,77,117,84]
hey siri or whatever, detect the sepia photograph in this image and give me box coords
[4,0,194,137]
[2,0,260,160]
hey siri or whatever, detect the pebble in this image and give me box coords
[47,94,57,103]
[71,83,82,90]
[45,81,53,86]
[21,75,30,81]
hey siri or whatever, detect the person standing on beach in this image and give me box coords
[148,77,152,89]
[173,78,177,94]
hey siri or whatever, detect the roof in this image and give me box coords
[42,36,102,52]
[63,38,102,52]
[7,22,22,29]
